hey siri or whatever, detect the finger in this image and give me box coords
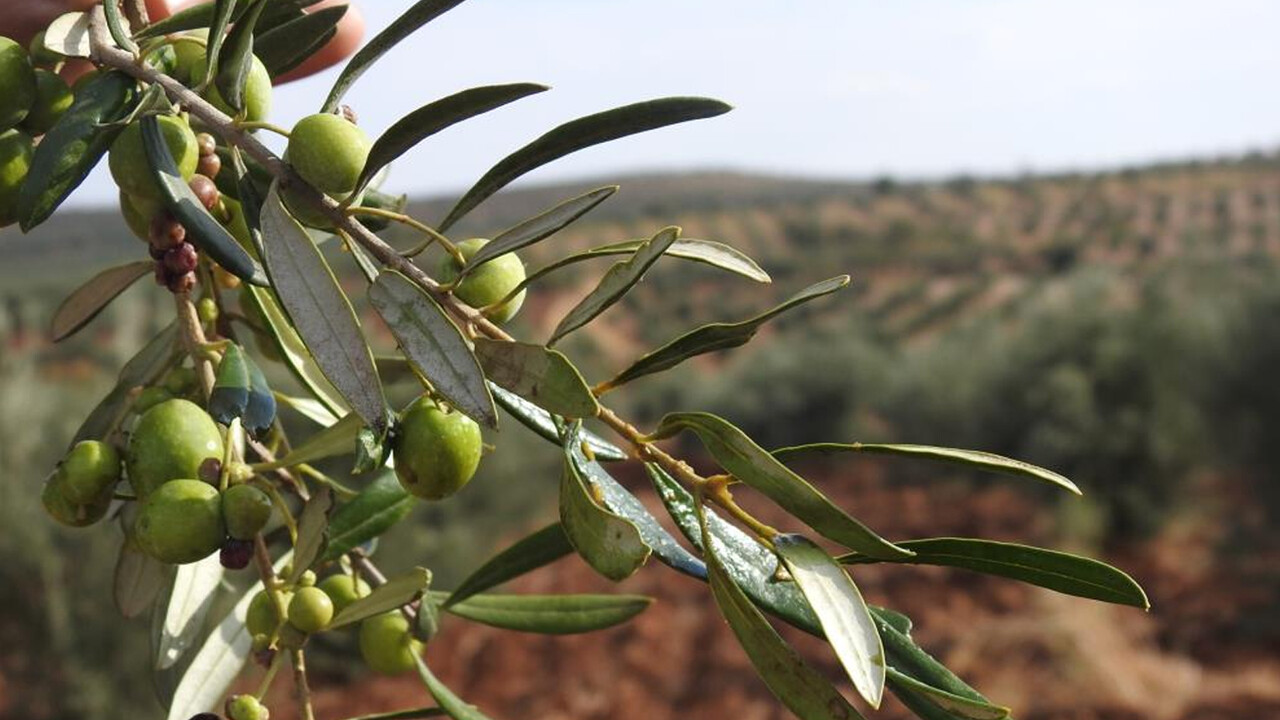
[274,1,364,84]
[144,0,174,22]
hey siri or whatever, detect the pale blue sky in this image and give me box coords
[71,0,1280,206]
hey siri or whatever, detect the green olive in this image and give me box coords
[134,479,225,564]
[19,69,72,135]
[42,475,111,527]
[358,611,423,675]
[168,35,206,85]
[392,396,482,500]
[222,483,273,540]
[0,129,34,228]
[246,589,293,637]
[0,37,35,132]
[437,238,527,324]
[119,191,160,242]
[191,54,272,123]
[133,386,174,415]
[59,440,122,506]
[285,113,371,194]
[317,574,371,615]
[162,365,198,395]
[109,115,199,201]
[288,586,335,633]
[280,183,362,231]
[28,31,64,68]
[226,694,270,720]
[126,398,224,496]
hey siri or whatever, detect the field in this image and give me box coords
[3,155,1280,719]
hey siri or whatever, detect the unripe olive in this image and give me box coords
[222,483,272,540]
[0,129,34,228]
[288,586,334,633]
[109,115,199,201]
[28,31,64,68]
[285,113,371,194]
[120,191,159,242]
[133,385,174,414]
[169,36,206,85]
[162,365,198,395]
[392,396,482,500]
[191,54,272,123]
[437,238,527,324]
[359,611,423,675]
[197,297,219,324]
[19,69,72,135]
[126,398,224,496]
[60,440,122,505]
[246,590,293,637]
[42,475,110,527]
[317,574,371,615]
[0,37,35,131]
[71,70,99,96]
[135,479,225,564]
[226,694,270,720]
[298,570,317,587]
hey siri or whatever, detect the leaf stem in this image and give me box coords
[256,651,285,700]
[345,206,464,263]
[174,291,215,398]
[237,120,293,138]
[291,649,317,720]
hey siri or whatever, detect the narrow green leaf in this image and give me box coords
[142,116,269,285]
[414,655,495,720]
[72,323,180,446]
[458,186,617,278]
[489,383,625,461]
[320,472,415,563]
[445,523,573,607]
[473,338,598,419]
[357,83,549,195]
[651,412,912,560]
[256,5,346,78]
[51,260,152,342]
[164,553,290,720]
[114,539,166,619]
[244,285,348,419]
[273,412,363,469]
[242,353,277,434]
[103,0,138,53]
[289,487,333,583]
[137,1,216,38]
[204,0,239,86]
[775,534,885,708]
[277,394,340,426]
[887,669,1010,720]
[559,423,651,581]
[209,343,251,427]
[368,271,497,428]
[261,183,387,427]
[549,226,680,346]
[330,566,431,629]
[567,439,706,579]
[440,97,732,231]
[442,593,651,634]
[322,0,468,113]
[874,612,994,709]
[214,0,266,112]
[772,442,1081,495]
[607,275,849,389]
[18,71,137,230]
[841,537,1149,609]
[699,502,864,720]
[156,554,224,670]
[589,237,770,283]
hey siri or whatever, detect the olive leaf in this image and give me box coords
[559,422,651,581]
[103,0,138,53]
[772,442,1081,495]
[203,0,239,87]
[439,97,732,231]
[414,655,496,720]
[209,343,252,428]
[650,412,913,560]
[73,322,181,446]
[213,0,267,113]
[156,554,225,670]
[243,285,348,419]
[888,669,1010,720]
[356,83,550,195]
[698,501,864,720]
[473,338,598,419]
[260,182,386,427]
[440,593,652,635]
[113,539,167,619]
[548,226,680,346]
[18,71,138,230]
[289,486,333,583]
[489,383,626,461]
[604,275,849,389]
[330,566,431,629]
[840,537,1149,608]
[266,412,364,470]
[445,523,574,607]
[242,354,277,434]
[368,271,497,428]
[41,11,93,57]
[320,472,415,563]
[322,0,468,113]
[775,534,885,708]
[257,6,348,78]
[456,186,617,279]
[142,116,269,285]
[51,260,153,342]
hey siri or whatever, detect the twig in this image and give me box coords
[291,649,317,720]
[174,292,215,397]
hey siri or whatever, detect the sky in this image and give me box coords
[70,0,1280,207]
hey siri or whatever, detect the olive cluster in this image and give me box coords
[0,35,74,227]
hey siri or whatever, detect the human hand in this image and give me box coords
[0,0,363,83]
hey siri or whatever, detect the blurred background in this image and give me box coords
[3,1,1280,718]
